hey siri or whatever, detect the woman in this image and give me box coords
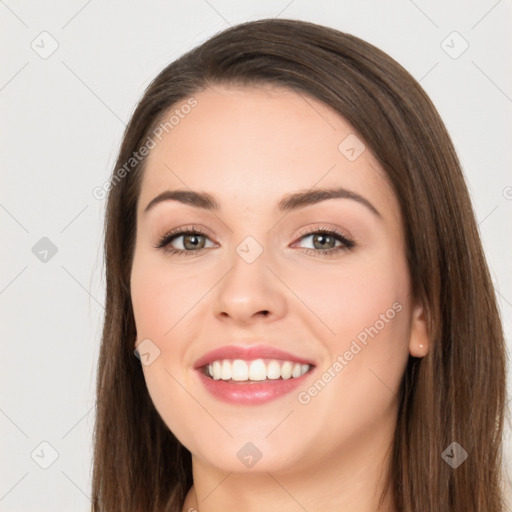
[91,18,507,512]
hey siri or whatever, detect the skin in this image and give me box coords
[130,84,430,512]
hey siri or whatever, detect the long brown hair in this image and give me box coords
[91,18,508,512]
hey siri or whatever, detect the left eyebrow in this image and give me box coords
[277,187,382,218]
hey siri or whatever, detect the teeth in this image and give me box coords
[205,358,311,381]
[292,363,302,378]
[212,361,221,380]
[221,360,231,380]
[267,360,281,380]
[232,360,248,381]
[249,359,267,381]
[281,361,293,379]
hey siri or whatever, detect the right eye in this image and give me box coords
[154,226,216,256]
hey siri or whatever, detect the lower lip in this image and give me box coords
[195,368,314,405]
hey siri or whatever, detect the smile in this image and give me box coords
[193,344,316,405]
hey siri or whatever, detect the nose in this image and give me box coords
[213,246,287,326]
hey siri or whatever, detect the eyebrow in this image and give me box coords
[143,187,381,218]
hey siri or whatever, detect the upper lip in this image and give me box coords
[193,344,316,369]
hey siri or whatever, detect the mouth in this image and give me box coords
[193,345,316,405]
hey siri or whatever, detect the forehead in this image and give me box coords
[137,84,398,223]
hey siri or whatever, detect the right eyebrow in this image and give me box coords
[144,190,219,214]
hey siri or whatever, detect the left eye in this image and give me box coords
[295,231,349,251]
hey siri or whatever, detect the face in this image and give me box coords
[130,84,428,475]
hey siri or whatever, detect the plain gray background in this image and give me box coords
[1,1,511,510]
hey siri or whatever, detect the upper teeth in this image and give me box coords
[207,359,311,381]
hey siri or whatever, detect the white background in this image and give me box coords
[1,1,511,510]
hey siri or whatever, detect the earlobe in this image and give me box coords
[409,302,430,358]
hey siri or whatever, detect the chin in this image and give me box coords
[187,436,308,475]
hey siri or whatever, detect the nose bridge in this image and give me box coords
[235,234,266,266]
[213,232,286,321]
[228,232,271,297]
[222,206,271,271]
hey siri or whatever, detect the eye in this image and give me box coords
[291,225,355,257]
[154,225,216,256]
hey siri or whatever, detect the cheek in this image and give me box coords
[333,267,408,350]
[131,255,205,445]
[292,247,409,346]
[140,358,205,453]
[300,247,411,399]
[130,253,203,343]
[303,250,411,422]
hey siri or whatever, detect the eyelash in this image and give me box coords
[154,224,355,258]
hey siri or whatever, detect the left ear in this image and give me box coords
[408,301,430,358]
